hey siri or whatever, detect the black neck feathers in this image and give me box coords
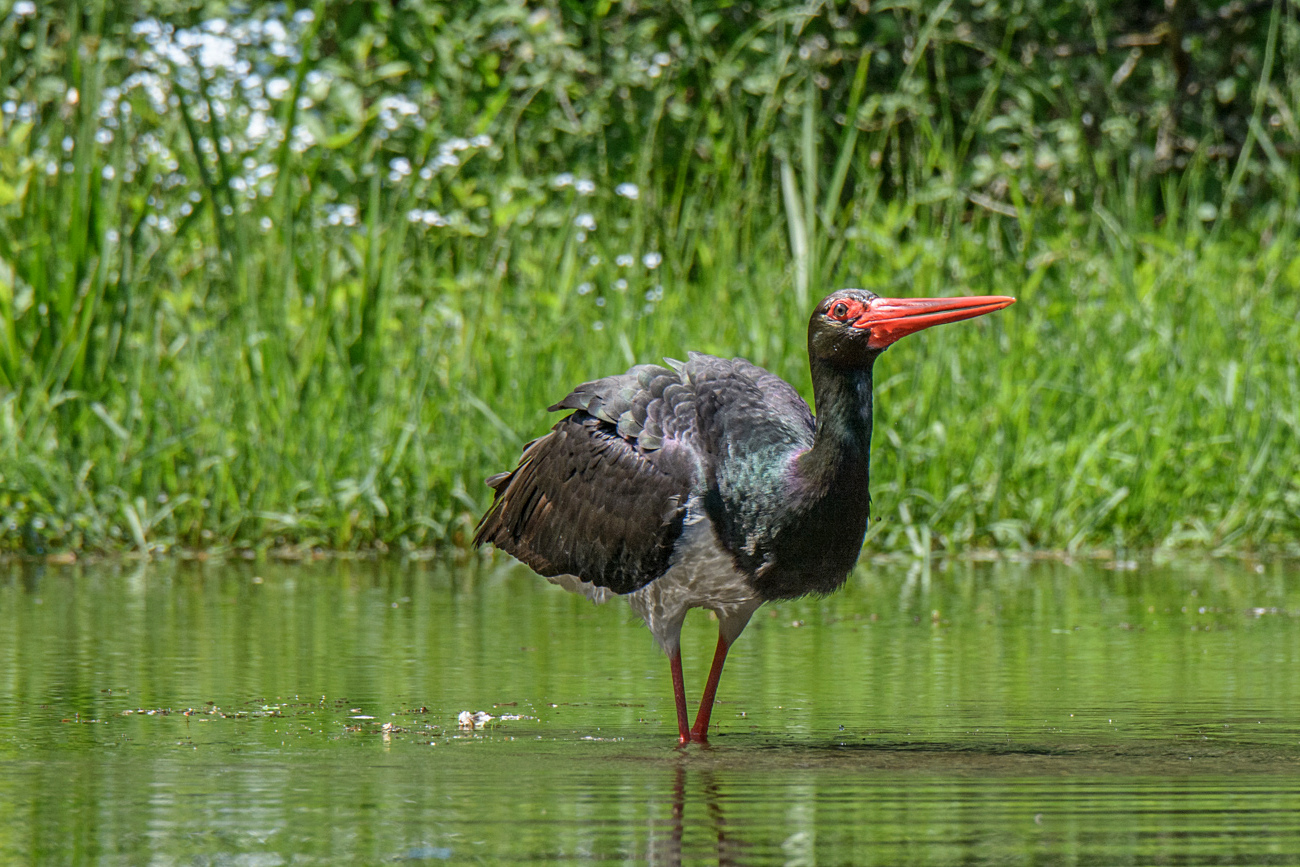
[802,355,875,487]
[743,356,876,600]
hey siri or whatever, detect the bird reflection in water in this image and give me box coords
[646,763,749,866]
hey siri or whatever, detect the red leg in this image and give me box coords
[670,648,691,745]
[689,634,732,744]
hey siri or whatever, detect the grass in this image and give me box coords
[0,3,1298,557]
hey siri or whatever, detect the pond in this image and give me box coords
[2,555,1298,865]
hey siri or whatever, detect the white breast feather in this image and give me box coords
[547,499,763,654]
[634,498,763,653]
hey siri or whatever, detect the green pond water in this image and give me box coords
[2,555,1299,865]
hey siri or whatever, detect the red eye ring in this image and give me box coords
[830,301,850,319]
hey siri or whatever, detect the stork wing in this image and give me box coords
[473,364,699,594]
[473,355,815,594]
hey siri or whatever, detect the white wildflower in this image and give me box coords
[266,77,292,100]
[326,203,358,227]
[405,209,448,227]
[379,95,419,115]
[615,182,639,200]
[263,19,288,43]
[289,124,315,153]
[246,111,269,141]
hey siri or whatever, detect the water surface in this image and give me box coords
[2,556,1298,864]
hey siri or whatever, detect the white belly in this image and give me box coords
[545,501,763,654]
[627,503,762,654]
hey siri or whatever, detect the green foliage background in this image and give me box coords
[1,0,1298,555]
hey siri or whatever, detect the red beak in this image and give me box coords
[853,295,1015,349]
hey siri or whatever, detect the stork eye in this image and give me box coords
[831,301,850,319]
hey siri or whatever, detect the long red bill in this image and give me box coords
[853,295,1015,349]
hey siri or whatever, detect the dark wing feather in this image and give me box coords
[475,353,817,591]
[473,363,699,594]
[684,352,814,458]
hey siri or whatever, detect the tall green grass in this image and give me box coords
[1,2,1298,556]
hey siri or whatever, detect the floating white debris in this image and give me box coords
[457,710,494,729]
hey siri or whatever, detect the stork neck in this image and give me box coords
[801,355,875,482]
[736,349,877,600]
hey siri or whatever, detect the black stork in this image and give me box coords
[474,289,1014,744]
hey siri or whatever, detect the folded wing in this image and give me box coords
[473,363,699,594]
